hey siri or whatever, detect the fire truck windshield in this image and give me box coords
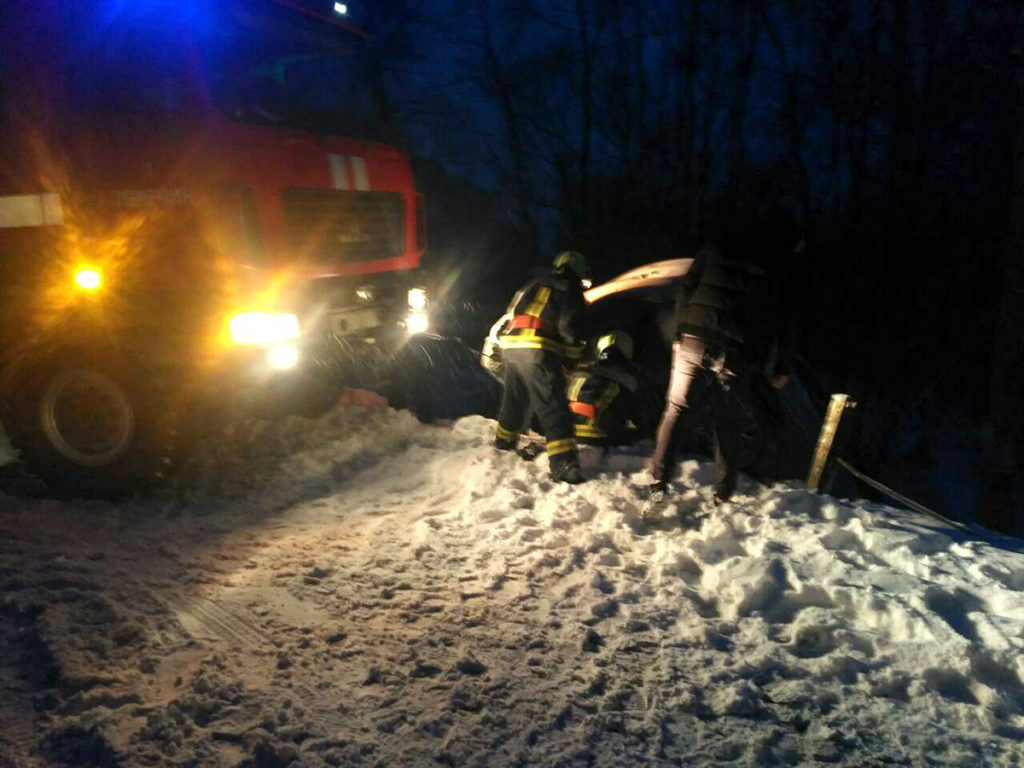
[205,3,394,141]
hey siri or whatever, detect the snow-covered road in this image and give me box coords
[1,406,1023,767]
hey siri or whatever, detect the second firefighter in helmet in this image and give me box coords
[494,250,589,483]
[568,330,651,447]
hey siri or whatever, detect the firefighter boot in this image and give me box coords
[550,452,585,484]
[494,425,519,452]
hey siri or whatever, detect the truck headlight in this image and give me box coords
[407,287,428,312]
[228,312,300,346]
[74,266,103,291]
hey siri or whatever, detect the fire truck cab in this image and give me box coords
[0,0,429,495]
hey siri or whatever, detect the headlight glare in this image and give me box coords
[74,267,103,291]
[407,287,428,312]
[405,312,429,335]
[228,312,300,345]
[268,343,300,370]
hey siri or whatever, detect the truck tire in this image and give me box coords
[5,348,171,498]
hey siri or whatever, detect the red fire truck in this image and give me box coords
[0,0,429,495]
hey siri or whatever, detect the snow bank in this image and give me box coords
[0,407,1022,767]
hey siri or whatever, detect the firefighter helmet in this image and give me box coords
[596,330,633,360]
[553,250,587,277]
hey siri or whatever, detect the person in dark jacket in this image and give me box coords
[494,250,589,483]
[568,330,649,447]
[646,244,794,510]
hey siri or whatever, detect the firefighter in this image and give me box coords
[494,250,589,483]
[568,330,648,447]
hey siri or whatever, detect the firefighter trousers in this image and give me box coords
[496,348,578,467]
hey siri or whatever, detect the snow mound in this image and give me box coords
[1,407,1022,766]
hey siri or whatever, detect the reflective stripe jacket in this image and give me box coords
[498,269,587,358]
[567,352,642,444]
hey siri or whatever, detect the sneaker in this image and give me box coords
[551,462,585,484]
[642,482,668,518]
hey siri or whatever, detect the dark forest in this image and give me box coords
[359,0,1019,397]
[352,0,1023,518]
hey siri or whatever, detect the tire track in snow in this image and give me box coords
[165,595,263,650]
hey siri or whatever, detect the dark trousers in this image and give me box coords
[497,348,577,464]
[650,335,742,498]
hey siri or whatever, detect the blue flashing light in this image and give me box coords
[333,2,348,14]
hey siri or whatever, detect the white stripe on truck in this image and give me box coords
[348,156,369,191]
[329,153,350,190]
[0,193,64,228]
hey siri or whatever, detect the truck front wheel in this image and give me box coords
[7,349,169,497]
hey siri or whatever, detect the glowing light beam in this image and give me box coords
[74,267,103,291]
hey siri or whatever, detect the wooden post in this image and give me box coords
[807,393,852,493]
